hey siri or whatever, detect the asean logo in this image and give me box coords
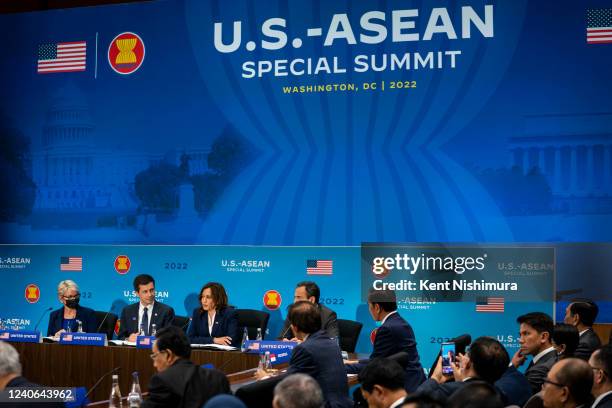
[114,255,131,274]
[108,32,145,75]
[25,284,40,304]
[263,290,282,311]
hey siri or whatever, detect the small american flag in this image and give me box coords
[60,256,82,272]
[306,260,333,275]
[475,297,504,313]
[37,41,86,74]
[587,9,612,44]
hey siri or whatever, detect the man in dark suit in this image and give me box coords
[511,312,558,394]
[564,300,601,361]
[345,289,425,392]
[494,365,533,407]
[0,341,64,408]
[118,274,175,341]
[416,336,511,403]
[540,358,593,408]
[358,358,407,408]
[143,326,230,408]
[278,281,339,340]
[283,301,352,408]
[590,345,612,408]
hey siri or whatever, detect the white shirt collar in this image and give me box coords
[592,390,612,407]
[533,346,556,364]
[579,328,589,337]
[389,396,406,408]
[381,311,397,325]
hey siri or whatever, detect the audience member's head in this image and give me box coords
[458,336,509,384]
[367,289,397,321]
[359,358,407,408]
[589,344,612,399]
[564,300,599,330]
[287,301,322,338]
[552,323,579,359]
[0,342,22,390]
[204,394,247,408]
[541,358,593,408]
[517,312,554,356]
[294,281,321,304]
[273,373,323,408]
[400,394,445,408]
[152,326,191,372]
[447,381,504,408]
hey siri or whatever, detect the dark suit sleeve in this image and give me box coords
[141,373,175,408]
[415,379,456,401]
[525,363,549,395]
[287,345,318,377]
[369,326,394,359]
[117,306,130,340]
[324,310,339,339]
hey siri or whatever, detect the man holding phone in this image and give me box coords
[415,336,510,401]
[511,312,558,394]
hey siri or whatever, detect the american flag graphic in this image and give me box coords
[60,256,82,272]
[475,297,504,313]
[306,260,333,275]
[587,9,612,44]
[37,41,86,73]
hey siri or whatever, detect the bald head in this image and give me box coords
[546,358,593,407]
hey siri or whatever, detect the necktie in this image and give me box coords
[142,307,149,336]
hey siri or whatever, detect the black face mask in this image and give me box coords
[65,297,80,309]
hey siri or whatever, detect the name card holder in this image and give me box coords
[0,330,41,343]
[243,340,297,364]
[59,332,107,347]
[136,335,155,349]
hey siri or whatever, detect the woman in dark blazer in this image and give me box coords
[47,280,97,337]
[187,282,239,347]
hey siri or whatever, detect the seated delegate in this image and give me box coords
[47,280,97,337]
[187,282,239,347]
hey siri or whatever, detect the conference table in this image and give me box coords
[10,342,260,402]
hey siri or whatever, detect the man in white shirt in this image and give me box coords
[590,345,612,408]
[358,358,407,408]
[118,274,175,341]
[511,312,558,394]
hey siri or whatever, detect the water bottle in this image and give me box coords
[109,374,123,408]
[77,320,83,333]
[127,371,142,408]
[150,324,157,337]
[66,322,72,333]
[257,352,266,371]
[264,351,271,370]
[256,327,263,341]
[240,327,249,352]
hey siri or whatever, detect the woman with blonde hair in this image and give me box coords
[47,280,97,337]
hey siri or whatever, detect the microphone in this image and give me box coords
[83,366,121,405]
[96,306,115,334]
[33,307,53,332]
[278,323,293,340]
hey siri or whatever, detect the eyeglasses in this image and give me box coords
[62,295,80,300]
[150,350,166,360]
[542,378,565,388]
